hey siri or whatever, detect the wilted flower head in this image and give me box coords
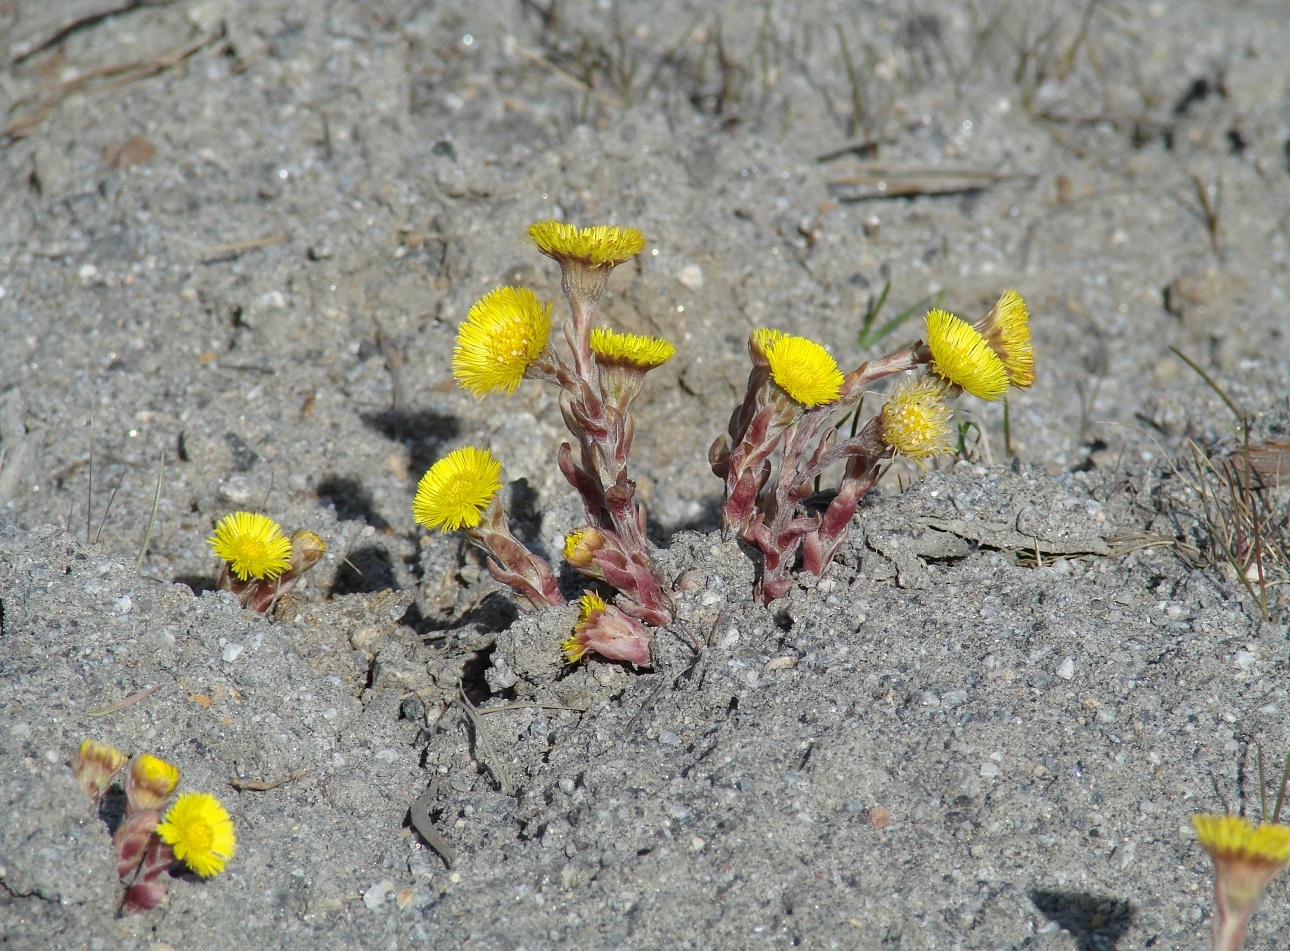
[528,220,646,269]
[157,792,236,878]
[563,528,607,572]
[763,333,843,407]
[413,447,503,533]
[925,307,1010,401]
[288,529,327,573]
[452,287,553,397]
[973,289,1034,389]
[880,376,954,460]
[562,591,653,667]
[73,738,127,802]
[209,512,293,582]
[124,754,180,812]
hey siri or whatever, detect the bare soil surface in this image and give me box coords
[3,1,1290,947]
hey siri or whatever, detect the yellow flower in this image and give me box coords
[209,512,293,582]
[764,334,843,407]
[157,792,236,878]
[924,308,1010,401]
[974,289,1034,389]
[528,220,646,267]
[73,739,128,801]
[589,327,676,369]
[750,327,785,353]
[125,754,180,811]
[1193,812,1290,930]
[412,447,503,532]
[452,287,553,397]
[561,633,588,663]
[880,377,954,460]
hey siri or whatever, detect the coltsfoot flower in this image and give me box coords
[562,591,653,667]
[880,377,954,460]
[209,512,293,582]
[763,332,844,407]
[413,447,504,532]
[528,220,646,268]
[73,739,127,802]
[157,792,236,878]
[925,307,1010,401]
[1193,813,1290,951]
[973,289,1034,388]
[590,327,676,369]
[453,287,553,397]
[124,754,180,812]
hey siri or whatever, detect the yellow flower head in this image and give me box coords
[412,447,503,533]
[561,633,588,663]
[528,220,646,268]
[925,308,1010,401]
[452,287,553,398]
[562,591,609,663]
[73,739,128,801]
[209,512,293,582]
[880,377,954,460]
[1193,813,1290,912]
[590,327,676,370]
[974,289,1034,389]
[765,334,843,407]
[125,754,180,811]
[157,792,237,878]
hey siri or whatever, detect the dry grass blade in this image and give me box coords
[826,162,1026,201]
[3,31,221,145]
[229,767,313,792]
[85,682,165,717]
[201,232,290,264]
[409,783,456,867]
[452,684,515,796]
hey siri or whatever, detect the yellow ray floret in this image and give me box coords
[413,447,503,533]
[925,308,1010,401]
[590,327,676,369]
[527,220,646,267]
[765,334,843,407]
[880,377,954,460]
[750,327,785,356]
[208,512,293,581]
[976,289,1034,389]
[158,792,237,878]
[1193,814,1290,866]
[452,287,553,397]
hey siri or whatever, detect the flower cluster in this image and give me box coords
[711,290,1034,603]
[208,511,326,613]
[73,739,235,915]
[413,220,667,666]
[1193,813,1290,951]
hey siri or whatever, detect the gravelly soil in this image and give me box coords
[2,0,1290,948]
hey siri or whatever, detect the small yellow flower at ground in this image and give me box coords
[452,287,553,397]
[209,512,293,581]
[125,754,180,811]
[880,377,954,460]
[73,739,128,801]
[157,792,236,878]
[925,308,1010,401]
[562,591,607,662]
[974,289,1034,388]
[589,327,676,369]
[1193,814,1290,909]
[750,327,786,353]
[412,447,503,533]
[764,333,843,407]
[528,220,646,268]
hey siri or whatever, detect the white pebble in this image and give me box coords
[1056,657,1075,680]
[222,643,244,663]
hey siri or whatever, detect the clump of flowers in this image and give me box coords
[711,290,1033,602]
[208,511,326,612]
[72,739,235,915]
[415,219,671,666]
[1193,813,1290,950]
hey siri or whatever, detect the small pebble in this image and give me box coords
[222,643,244,663]
[363,880,393,910]
[1056,657,1075,680]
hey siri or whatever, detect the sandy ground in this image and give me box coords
[3,0,1290,947]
